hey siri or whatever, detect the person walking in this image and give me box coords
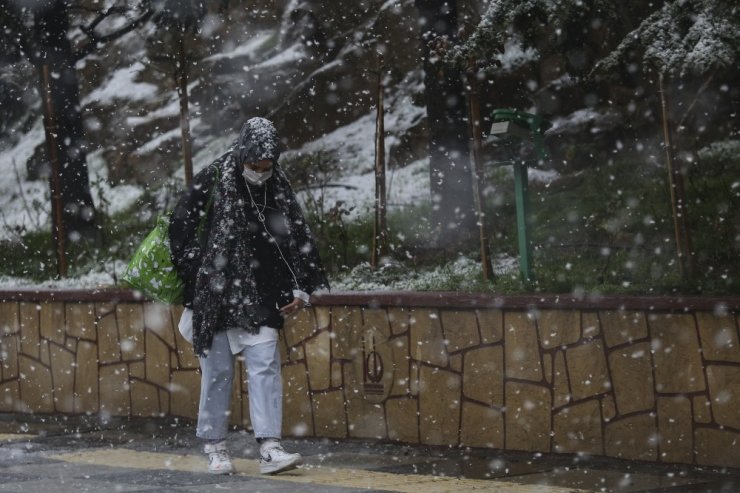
[169,117,329,475]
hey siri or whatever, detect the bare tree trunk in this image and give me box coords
[372,58,388,270]
[41,64,67,278]
[33,2,98,247]
[178,33,194,188]
[658,72,694,281]
[466,64,492,281]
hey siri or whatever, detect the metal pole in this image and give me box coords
[371,55,387,270]
[467,63,493,281]
[513,161,532,283]
[41,64,68,278]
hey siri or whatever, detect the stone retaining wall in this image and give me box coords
[0,290,738,469]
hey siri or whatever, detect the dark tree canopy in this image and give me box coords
[0,0,152,254]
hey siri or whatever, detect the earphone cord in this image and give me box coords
[246,180,268,221]
[246,181,300,291]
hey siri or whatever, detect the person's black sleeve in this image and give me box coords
[293,243,329,296]
[169,165,218,307]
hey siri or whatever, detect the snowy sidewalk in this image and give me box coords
[0,414,737,492]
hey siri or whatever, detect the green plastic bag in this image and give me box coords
[121,215,184,304]
[122,166,218,304]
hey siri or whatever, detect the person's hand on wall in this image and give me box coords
[279,298,305,317]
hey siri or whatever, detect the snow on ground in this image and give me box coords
[0,259,128,289]
[204,31,274,63]
[331,254,519,291]
[125,81,200,128]
[548,108,621,135]
[283,113,378,174]
[86,150,144,217]
[0,118,50,241]
[283,75,426,177]
[246,42,307,72]
[0,136,146,243]
[698,139,740,161]
[297,158,430,221]
[170,133,237,183]
[528,167,559,183]
[281,70,429,221]
[133,118,202,156]
[126,100,180,127]
[82,61,159,105]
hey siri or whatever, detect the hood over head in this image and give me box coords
[236,117,281,165]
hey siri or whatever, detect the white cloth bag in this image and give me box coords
[178,308,194,344]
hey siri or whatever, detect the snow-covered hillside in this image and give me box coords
[4,1,736,294]
[0,2,446,288]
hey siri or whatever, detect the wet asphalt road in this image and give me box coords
[0,414,738,493]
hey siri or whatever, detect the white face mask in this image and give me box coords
[243,167,273,186]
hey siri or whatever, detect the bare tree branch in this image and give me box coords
[73,7,153,61]
[78,5,130,38]
[676,70,717,133]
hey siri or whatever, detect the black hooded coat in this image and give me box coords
[169,118,329,356]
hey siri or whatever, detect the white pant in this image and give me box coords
[196,330,283,441]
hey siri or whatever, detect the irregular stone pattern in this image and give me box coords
[0,299,738,469]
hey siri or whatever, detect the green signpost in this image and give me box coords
[488,109,552,284]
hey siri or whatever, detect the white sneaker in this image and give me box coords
[204,441,235,475]
[259,440,302,474]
